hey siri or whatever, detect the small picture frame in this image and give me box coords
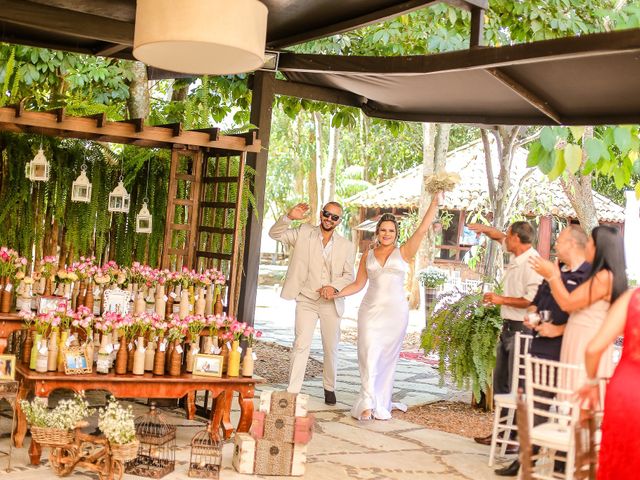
[192,354,224,377]
[102,287,131,315]
[38,296,67,315]
[0,354,16,380]
[64,346,92,375]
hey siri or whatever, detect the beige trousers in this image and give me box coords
[287,295,341,394]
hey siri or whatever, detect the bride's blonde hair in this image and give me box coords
[373,213,399,247]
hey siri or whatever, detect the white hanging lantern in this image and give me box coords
[108,180,130,213]
[136,201,153,233]
[133,0,268,75]
[25,147,50,182]
[71,166,92,203]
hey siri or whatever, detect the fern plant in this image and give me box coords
[421,291,503,403]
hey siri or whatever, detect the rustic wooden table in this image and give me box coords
[0,312,24,354]
[14,363,263,465]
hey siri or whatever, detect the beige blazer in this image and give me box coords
[269,215,356,316]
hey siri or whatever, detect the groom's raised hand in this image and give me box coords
[287,203,310,221]
[317,285,337,299]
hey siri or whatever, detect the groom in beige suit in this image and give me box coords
[269,201,356,404]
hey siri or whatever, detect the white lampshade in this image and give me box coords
[71,167,92,203]
[25,148,50,182]
[108,180,130,213]
[133,0,269,75]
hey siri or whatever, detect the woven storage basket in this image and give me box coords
[269,392,296,416]
[264,414,295,443]
[30,427,75,446]
[111,439,139,462]
[254,439,293,476]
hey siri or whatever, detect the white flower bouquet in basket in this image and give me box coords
[20,394,93,446]
[99,397,139,461]
[424,171,461,194]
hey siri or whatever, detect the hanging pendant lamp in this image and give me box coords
[71,165,92,203]
[133,0,269,75]
[25,146,50,182]
[108,179,130,213]
[136,201,153,234]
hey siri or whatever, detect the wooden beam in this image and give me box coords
[189,128,220,142]
[277,28,640,75]
[268,0,442,48]
[155,122,183,137]
[95,43,129,57]
[45,107,65,123]
[485,67,562,124]
[0,107,261,152]
[118,118,145,133]
[275,79,363,108]
[237,71,275,325]
[0,0,134,46]
[469,6,485,48]
[229,130,258,146]
[443,0,489,11]
[10,99,25,118]
[90,112,107,128]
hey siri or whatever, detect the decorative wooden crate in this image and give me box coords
[263,414,295,444]
[254,439,293,476]
[269,392,296,416]
[232,433,255,475]
[250,410,265,439]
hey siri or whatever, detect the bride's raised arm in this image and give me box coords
[334,251,369,298]
[400,193,441,262]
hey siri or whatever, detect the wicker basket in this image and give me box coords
[110,439,139,462]
[30,427,75,446]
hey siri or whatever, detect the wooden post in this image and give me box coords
[469,7,485,48]
[237,71,276,325]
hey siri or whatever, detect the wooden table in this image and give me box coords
[14,364,263,465]
[0,312,24,354]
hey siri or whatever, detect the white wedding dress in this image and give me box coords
[351,247,409,420]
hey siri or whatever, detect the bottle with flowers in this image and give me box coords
[0,247,27,312]
[213,271,226,316]
[152,318,169,376]
[185,314,205,373]
[72,305,95,367]
[52,302,76,372]
[166,314,187,376]
[38,255,58,296]
[26,312,53,372]
[95,312,118,374]
[227,318,246,377]
[153,270,167,319]
[241,326,262,377]
[132,312,154,375]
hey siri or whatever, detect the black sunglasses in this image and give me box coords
[322,210,341,221]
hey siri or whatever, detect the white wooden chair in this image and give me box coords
[524,356,585,480]
[488,331,533,466]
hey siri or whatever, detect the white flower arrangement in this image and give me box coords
[20,394,93,430]
[98,397,137,445]
[424,171,461,194]
[418,267,448,288]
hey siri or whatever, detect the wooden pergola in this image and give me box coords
[1,0,638,323]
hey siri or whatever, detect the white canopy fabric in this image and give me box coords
[624,190,640,283]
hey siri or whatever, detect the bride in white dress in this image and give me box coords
[335,194,441,420]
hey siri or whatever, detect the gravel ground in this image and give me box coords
[253,340,323,384]
[395,401,493,439]
[341,328,422,350]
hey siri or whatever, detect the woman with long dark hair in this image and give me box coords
[531,225,628,383]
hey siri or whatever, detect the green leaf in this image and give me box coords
[539,127,556,151]
[614,126,632,155]
[548,150,565,181]
[564,143,583,174]
[613,168,626,189]
[526,142,543,167]
[569,126,585,141]
[633,159,640,176]
[538,149,554,175]
[636,183,640,200]
[585,138,608,163]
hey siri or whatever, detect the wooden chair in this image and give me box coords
[524,356,584,480]
[0,381,18,472]
[516,388,534,480]
[488,332,533,466]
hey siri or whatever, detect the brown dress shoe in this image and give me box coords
[473,434,493,445]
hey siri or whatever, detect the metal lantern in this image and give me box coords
[25,147,50,182]
[188,424,222,478]
[136,201,153,233]
[108,180,130,213]
[126,403,176,478]
[71,166,92,203]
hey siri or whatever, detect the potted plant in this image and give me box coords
[417,266,447,318]
[20,393,93,446]
[421,291,502,407]
[98,397,138,462]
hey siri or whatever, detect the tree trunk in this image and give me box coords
[411,123,451,309]
[361,113,370,182]
[127,61,150,119]
[310,111,323,219]
[560,127,599,233]
[325,119,339,202]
